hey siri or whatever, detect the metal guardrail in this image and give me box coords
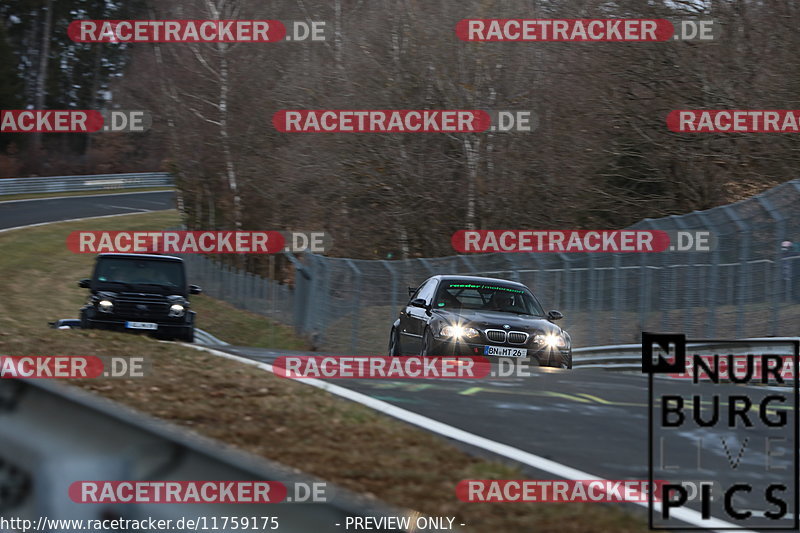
[572,337,800,371]
[0,378,409,532]
[0,172,172,195]
[194,328,230,346]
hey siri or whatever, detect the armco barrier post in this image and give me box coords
[587,254,597,346]
[225,264,233,302]
[238,269,245,310]
[557,253,573,314]
[259,274,267,313]
[285,252,311,334]
[237,268,244,309]
[611,253,622,343]
[244,270,251,311]
[346,259,362,354]
[382,260,398,335]
[229,266,236,307]
[317,255,333,344]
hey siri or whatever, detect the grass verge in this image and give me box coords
[191,295,309,350]
[0,210,650,533]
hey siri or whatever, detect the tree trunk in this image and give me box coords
[31,0,54,155]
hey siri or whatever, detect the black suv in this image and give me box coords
[78,253,202,342]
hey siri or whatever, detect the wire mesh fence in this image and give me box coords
[182,179,800,354]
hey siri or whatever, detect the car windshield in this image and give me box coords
[94,258,185,290]
[434,281,544,316]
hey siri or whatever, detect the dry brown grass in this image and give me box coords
[0,211,650,533]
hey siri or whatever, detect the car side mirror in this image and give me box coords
[78,279,90,288]
[547,310,564,321]
[410,298,428,309]
[189,285,203,295]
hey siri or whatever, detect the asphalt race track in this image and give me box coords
[6,193,797,530]
[0,190,174,230]
[216,346,798,530]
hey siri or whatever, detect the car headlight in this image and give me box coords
[98,299,113,313]
[168,304,185,317]
[440,325,480,339]
[534,332,567,349]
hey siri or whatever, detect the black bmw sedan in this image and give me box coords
[388,275,572,368]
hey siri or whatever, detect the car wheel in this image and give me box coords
[532,351,559,368]
[536,351,552,367]
[79,309,91,329]
[560,349,573,369]
[420,328,434,356]
[388,328,401,356]
[181,327,195,343]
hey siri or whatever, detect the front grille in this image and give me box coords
[113,294,170,318]
[485,330,506,343]
[508,332,529,344]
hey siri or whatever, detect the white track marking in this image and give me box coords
[2,206,764,532]
[188,344,757,533]
[98,204,151,212]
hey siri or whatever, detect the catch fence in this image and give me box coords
[183,179,800,353]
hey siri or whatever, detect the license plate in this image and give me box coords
[125,321,158,330]
[484,345,527,357]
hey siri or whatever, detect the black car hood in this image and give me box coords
[92,284,186,297]
[432,308,561,334]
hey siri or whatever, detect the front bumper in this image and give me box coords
[81,305,193,335]
[84,318,193,337]
[429,337,570,366]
